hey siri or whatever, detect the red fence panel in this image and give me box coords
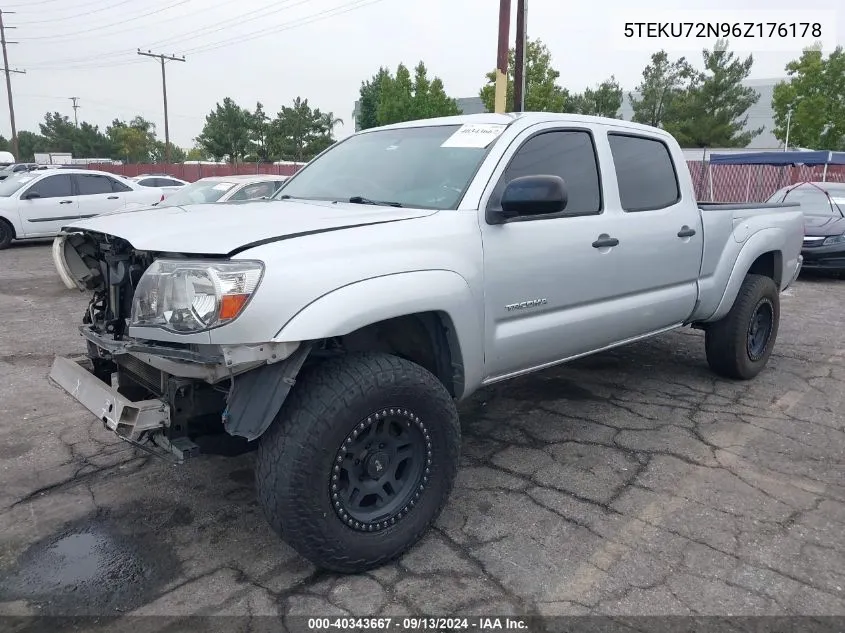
[83,163,304,181]
[686,161,845,203]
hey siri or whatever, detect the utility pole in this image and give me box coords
[494,0,511,113]
[137,49,185,164]
[513,0,527,111]
[0,10,24,159]
[69,96,80,126]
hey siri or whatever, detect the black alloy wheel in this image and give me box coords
[330,408,430,532]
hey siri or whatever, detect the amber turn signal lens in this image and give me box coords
[219,293,250,320]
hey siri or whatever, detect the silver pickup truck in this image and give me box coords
[49,113,803,573]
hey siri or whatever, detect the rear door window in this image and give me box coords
[75,174,114,195]
[608,133,680,212]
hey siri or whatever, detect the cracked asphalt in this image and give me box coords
[1,241,844,626]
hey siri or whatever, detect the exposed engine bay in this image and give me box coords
[53,230,310,462]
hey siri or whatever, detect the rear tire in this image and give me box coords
[0,218,14,250]
[255,352,461,573]
[705,274,780,380]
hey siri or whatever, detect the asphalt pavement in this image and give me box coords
[0,241,843,628]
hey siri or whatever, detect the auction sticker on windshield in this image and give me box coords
[213,182,234,191]
[440,123,507,148]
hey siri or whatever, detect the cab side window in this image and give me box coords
[488,130,602,216]
[608,133,680,212]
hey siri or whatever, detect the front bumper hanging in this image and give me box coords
[47,356,202,462]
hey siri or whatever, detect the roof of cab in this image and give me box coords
[365,111,671,138]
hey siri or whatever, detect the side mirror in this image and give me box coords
[489,175,568,224]
[23,191,40,200]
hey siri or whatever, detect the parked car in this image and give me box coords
[0,168,165,249]
[767,181,845,272]
[0,163,38,180]
[130,174,189,192]
[151,174,287,205]
[52,174,288,288]
[48,113,803,573]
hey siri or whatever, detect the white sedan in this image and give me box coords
[0,168,165,249]
[130,174,189,193]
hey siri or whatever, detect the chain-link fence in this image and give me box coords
[687,161,845,202]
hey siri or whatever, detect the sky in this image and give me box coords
[3,0,843,152]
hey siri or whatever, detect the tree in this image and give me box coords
[357,67,391,130]
[629,50,698,127]
[575,76,623,118]
[107,116,157,162]
[185,146,209,161]
[39,112,78,153]
[38,112,113,157]
[196,97,256,164]
[268,97,341,162]
[771,46,845,150]
[150,141,186,163]
[17,131,48,161]
[357,62,460,129]
[250,102,271,162]
[479,38,577,113]
[664,41,762,147]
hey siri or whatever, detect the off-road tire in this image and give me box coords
[0,218,14,250]
[705,273,780,380]
[255,352,461,573]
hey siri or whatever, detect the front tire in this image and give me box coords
[0,218,14,250]
[255,352,461,573]
[705,273,780,380]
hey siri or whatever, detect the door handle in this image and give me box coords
[107,196,119,200]
[677,226,696,238]
[59,200,73,204]
[592,236,619,248]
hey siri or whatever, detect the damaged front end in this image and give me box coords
[49,230,310,462]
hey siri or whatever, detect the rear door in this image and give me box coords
[600,131,704,332]
[73,173,125,217]
[16,173,78,236]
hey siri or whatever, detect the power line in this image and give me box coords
[183,0,386,56]
[137,49,185,164]
[22,0,384,71]
[21,0,258,67]
[0,9,24,158]
[15,0,135,25]
[18,0,192,41]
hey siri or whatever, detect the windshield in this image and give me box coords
[274,123,506,209]
[0,172,38,197]
[767,184,845,213]
[161,179,237,206]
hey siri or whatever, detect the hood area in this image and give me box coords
[803,212,845,237]
[60,199,438,255]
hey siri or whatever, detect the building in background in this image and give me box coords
[351,78,784,149]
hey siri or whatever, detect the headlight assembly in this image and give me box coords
[130,259,264,333]
[822,234,845,246]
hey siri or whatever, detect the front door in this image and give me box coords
[16,173,78,237]
[479,126,630,380]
